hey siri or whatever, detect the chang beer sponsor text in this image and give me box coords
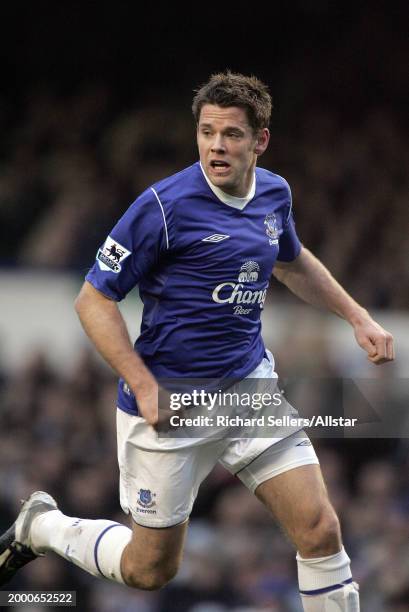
[212,261,268,315]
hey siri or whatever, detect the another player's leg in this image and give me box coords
[236,435,359,611]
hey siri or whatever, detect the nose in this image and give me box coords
[211,133,226,153]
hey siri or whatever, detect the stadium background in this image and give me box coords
[0,2,408,610]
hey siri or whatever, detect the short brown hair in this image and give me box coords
[192,71,272,131]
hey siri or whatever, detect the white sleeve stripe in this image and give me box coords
[286,194,293,223]
[150,187,170,250]
[275,174,293,223]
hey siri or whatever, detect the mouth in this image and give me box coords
[209,160,231,176]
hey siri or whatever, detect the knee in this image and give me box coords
[296,506,341,557]
[123,560,179,591]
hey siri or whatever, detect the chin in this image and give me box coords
[213,176,233,189]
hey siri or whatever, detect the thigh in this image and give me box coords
[255,461,332,543]
[222,430,319,491]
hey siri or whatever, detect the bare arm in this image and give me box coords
[74,281,159,423]
[272,246,394,364]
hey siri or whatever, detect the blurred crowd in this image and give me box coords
[0,82,407,309]
[1,18,407,608]
[0,4,407,611]
[0,346,408,612]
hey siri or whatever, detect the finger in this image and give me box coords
[146,408,160,426]
[153,415,171,433]
[359,337,378,358]
[368,352,391,365]
[369,355,388,365]
[376,336,388,359]
[386,335,395,361]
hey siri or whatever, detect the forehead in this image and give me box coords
[198,104,250,129]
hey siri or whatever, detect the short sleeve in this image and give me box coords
[85,189,169,301]
[276,180,302,262]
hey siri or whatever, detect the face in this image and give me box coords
[197,104,269,197]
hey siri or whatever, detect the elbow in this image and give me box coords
[272,266,289,284]
[74,283,92,316]
[74,292,85,317]
[74,282,114,317]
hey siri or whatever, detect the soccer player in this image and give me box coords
[0,72,394,610]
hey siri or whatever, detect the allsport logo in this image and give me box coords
[211,261,267,316]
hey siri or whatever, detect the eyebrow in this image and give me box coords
[199,123,246,133]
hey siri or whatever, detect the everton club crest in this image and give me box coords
[137,489,156,509]
[264,213,279,245]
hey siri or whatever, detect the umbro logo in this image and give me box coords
[202,234,230,243]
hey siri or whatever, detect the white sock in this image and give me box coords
[30,510,132,583]
[297,547,360,611]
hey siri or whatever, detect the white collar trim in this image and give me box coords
[200,162,256,210]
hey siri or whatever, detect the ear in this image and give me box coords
[254,128,270,156]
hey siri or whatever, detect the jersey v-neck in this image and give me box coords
[199,162,256,210]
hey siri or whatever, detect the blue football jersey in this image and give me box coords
[86,162,301,414]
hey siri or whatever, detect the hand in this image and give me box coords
[133,380,177,432]
[133,380,159,426]
[353,316,395,365]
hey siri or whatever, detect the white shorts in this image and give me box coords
[117,413,319,527]
[117,351,319,527]
[117,413,318,527]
